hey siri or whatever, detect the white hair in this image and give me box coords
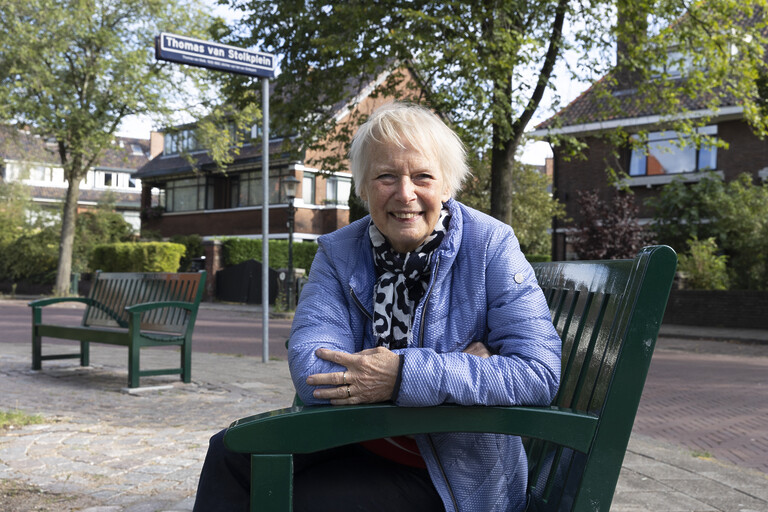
[348,102,470,199]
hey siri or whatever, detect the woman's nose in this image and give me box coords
[395,177,417,201]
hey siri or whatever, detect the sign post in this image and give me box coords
[156,33,276,363]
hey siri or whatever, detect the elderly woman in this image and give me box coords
[193,102,561,512]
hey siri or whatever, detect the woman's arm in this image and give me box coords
[394,228,562,408]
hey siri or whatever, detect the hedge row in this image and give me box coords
[90,242,186,272]
[222,238,318,271]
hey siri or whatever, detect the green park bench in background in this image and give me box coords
[29,271,206,388]
[223,245,677,511]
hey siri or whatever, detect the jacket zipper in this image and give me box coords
[417,257,440,349]
[349,287,372,321]
[418,257,460,512]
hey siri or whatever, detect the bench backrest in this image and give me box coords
[526,245,676,511]
[82,272,206,333]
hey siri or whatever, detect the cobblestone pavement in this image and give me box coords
[0,342,295,512]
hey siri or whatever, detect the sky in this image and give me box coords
[117,1,590,166]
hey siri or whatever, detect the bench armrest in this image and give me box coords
[224,404,598,455]
[29,297,93,309]
[125,301,197,314]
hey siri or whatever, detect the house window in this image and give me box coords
[326,176,351,205]
[165,176,206,212]
[302,173,316,204]
[629,126,717,177]
[104,173,113,187]
[164,129,200,156]
[29,166,48,182]
[239,170,289,206]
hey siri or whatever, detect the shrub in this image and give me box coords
[170,234,205,271]
[572,190,653,260]
[1,226,60,283]
[677,237,729,290]
[90,242,186,272]
[526,253,551,263]
[648,173,768,290]
[222,238,318,271]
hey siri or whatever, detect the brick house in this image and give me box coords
[532,76,768,261]
[0,125,149,231]
[135,68,421,241]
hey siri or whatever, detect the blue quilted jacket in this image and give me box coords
[288,199,562,512]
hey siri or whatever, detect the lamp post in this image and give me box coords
[281,175,300,310]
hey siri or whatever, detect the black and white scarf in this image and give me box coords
[369,207,451,349]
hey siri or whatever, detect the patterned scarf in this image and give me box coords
[369,207,451,349]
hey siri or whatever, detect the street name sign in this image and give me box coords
[155,32,276,78]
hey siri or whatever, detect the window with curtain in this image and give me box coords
[629,126,717,177]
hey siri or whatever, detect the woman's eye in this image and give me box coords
[375,173,396,183]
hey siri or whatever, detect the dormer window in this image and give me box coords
[164,129,200,155]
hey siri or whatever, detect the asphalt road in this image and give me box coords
[0,299,292,360]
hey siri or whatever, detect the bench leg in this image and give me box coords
[251,454,293,512]
[128,342,140,388]
[31,308,42,370]
[80,340,90,366]
[32,329,42,371]
[181,339,192,383]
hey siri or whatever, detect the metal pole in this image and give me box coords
[287,199,295,310]
[261,77,270,363]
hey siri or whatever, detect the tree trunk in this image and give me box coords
[489,0,568,226]
[490,136,517,226]
[54,175,81,296]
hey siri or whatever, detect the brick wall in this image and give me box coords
[663,290,768,329]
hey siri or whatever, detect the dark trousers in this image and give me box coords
[193,429,445,512]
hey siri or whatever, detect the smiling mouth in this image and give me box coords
[391,212,421,219]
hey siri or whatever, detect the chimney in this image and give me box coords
[149,131,164,159]
[615,0,648,90]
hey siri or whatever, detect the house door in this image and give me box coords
[212,175,240,209]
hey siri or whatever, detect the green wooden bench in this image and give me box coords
[30,271,206,388]
[223,245,676,511]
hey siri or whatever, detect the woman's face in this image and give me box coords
[361,141,450,254]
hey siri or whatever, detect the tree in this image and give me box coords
[457,159,565,256]
[0,181,39,248]
[0,0,215,295]
[572,190,653,260]
[222,0,766,225]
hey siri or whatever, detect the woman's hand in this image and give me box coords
[463,341,492,358]
[307,347,400,405]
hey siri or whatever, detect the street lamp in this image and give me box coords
[281,175,300,310]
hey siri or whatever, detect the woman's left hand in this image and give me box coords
[307,347,400,405]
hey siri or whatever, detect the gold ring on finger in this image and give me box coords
[346,385,351,398]
[342,371,347,385]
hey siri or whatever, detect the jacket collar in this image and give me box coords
[348,199,464,319]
